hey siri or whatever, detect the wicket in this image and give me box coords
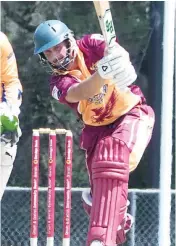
[30,128,73,246]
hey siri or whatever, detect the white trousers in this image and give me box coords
[0,142,17,200]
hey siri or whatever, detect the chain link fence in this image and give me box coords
[1,188,175,246]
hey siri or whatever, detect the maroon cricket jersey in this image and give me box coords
[50,34,141,126]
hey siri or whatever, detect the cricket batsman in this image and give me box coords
[0,32,23,200]
[33,20,155,245]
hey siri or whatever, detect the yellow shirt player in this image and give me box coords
[0,32,22,200]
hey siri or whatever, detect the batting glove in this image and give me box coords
[97,43,137,89]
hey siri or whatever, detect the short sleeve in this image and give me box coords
[78,34,105,60]
[77,34,119,62]
[50,75,79,108]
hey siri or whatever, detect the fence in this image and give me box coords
[1,188,175,246]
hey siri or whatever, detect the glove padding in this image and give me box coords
[1,126,22,146]
[97,43,137,90]
[0,102,20,134]
[112,62,137,90]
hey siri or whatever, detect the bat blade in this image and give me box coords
[93,1,116,47]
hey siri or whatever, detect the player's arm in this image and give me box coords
[66,45,136,103]
[66,71,107,103]
[0,33,22,144]
[66,35,137,103]
[1,33,22,115]
[65,34,114,103]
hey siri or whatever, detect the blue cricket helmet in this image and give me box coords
[34,20,73,55]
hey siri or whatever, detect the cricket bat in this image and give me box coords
[93,0,116,47]
[93,1,130,92]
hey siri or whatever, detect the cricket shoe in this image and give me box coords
[90,240,104,246]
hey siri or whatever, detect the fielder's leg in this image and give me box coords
[0,142,17,200]
[86,137,130,246]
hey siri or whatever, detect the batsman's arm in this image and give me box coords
[65,71,107,103]
[65,43,131,103]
